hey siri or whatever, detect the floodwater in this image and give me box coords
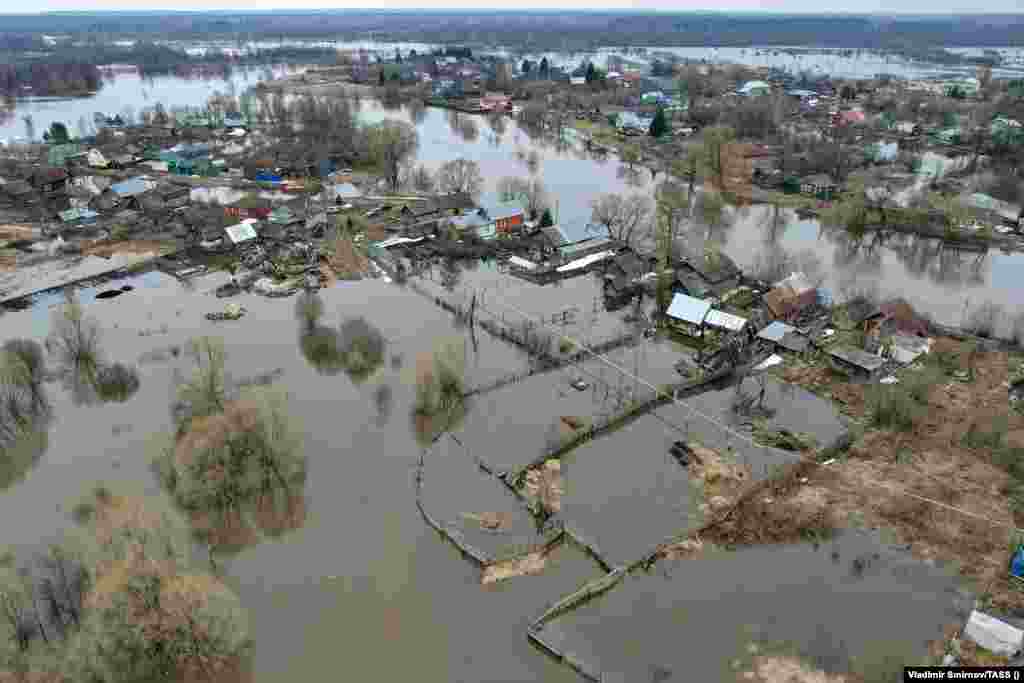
[0,66,296,143]
[538,530,973,683]
[558,375,849,566]
[724,205,1024,332]
[0,269,604,683]
[355,98,1024,330]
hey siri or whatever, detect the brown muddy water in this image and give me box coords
[0,270,600,682]
[538,530,973,683]
[0,264,977,681]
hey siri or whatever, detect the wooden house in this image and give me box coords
[30,168,69,197]
[828,347,885,380]
[800,174,838,200]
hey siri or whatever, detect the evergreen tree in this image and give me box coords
[379,71,386,86]
[649,107,668,138]
[539,208,554,227]
[521,59,533,75]
[539,57,549,79]
[43,122,69,144]
[395,49,403,64]
[585,62,596,83]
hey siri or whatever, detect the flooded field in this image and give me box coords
[537,531,973,683]
[0,268,613,682]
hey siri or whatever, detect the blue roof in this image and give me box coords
[756,321,796,343]
[110,177,147,197]
[666,293,712,325]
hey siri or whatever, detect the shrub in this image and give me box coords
[868,385,919,431]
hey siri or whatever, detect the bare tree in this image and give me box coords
[497,176,548,219]
[590,193,653,247]
[402,164,435,193]
[369,121,419,192]
[437,158,483,197]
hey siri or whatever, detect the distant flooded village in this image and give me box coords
[1,12,1024,683]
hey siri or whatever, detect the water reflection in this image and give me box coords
[337,317,387,385]
[295,293,346,377]
[0,339,51,489]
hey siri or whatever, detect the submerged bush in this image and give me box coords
[173,337,228,431]
[157,386,308,554]
[0,488,250,682]
[337,317,386,384]
[868,385,920,431]
[93,363,141,403]
[46,295,101,371]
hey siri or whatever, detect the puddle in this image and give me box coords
[537,531,972,682]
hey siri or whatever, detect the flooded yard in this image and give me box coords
[537,531,973,683]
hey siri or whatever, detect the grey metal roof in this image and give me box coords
[829,346,885,372]
[666,293,712,325]
[110,177,147,197]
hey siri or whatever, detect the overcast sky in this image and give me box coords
[6,2,1022,14]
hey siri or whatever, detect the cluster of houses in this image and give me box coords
[653,260,938,381]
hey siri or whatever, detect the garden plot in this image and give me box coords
[536,530,971,683]
[558,416,704,567]
[415,265,636,349]
[452,368,631,472]
[418,436,551,563]
[653,375,850,479]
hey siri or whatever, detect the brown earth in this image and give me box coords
[779,340,1023,611]
[740,656,852,683]
[82,239,173,259]
[521,459,563,515]
[0,224,35,241]
[327,236,369,279]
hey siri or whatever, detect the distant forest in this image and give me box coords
[0,12,1022,49]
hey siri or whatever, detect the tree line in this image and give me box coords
[2,12,1023,48]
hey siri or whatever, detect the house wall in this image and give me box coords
[495,214,524,234]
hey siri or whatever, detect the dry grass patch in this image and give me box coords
[741,656,851,683]
[521,459,563,515]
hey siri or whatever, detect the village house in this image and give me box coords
[756,321,810,354]
[158,184,191,210]
[828,346,885,380]
[677,250,742,296]
[764,272,818,321]
[480,92,512,112]
[737,80,771,97]
[602,250,654,308]
[800,174,838,200]
[665,292,712,337]
[108,177,149,209]
[30,167,69,197]
[2,179,37,206]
